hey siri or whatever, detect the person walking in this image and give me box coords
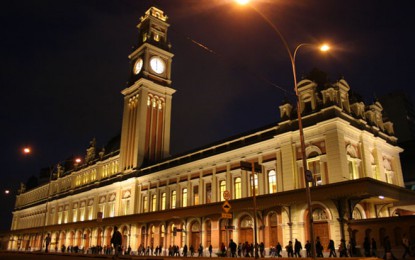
[315,237,324,257]
[328,239,336,257]
[305,241,311,257]
[110,226,122,260]
[208,244,213,257]
[286,241,294,257]
[294,239,302,257]
[44,233,51,253]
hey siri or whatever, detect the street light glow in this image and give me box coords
[320,44,330,52]
[235,0,250,5]
[23,147,31,154]
[5,190,10,195]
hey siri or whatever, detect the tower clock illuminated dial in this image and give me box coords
[133,58,143,74]
[149,56,165,74]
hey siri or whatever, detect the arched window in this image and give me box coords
[161,192,166,210]
[171,190,176,209]
[219,180,226,201]
[250,174,258,196]
[268,170,277,193]
[151,194,157,212]
[234,177,241,199]
[182,188,188,207]
[143,196,148,213]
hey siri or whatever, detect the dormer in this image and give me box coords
[297,79,318,114]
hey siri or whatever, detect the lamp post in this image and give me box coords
[235,1,330,258]
[241,161,262,259]
[39,157,81,252]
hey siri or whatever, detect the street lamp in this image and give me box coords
[235,1,330,258]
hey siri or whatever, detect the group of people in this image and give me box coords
[42,226,411,259]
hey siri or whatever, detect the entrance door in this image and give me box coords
[239,228,253,244]
[314,222,329,251]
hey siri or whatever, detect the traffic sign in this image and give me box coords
[223,190,231,200]
[222,200,231,213]
[222,213,233,219]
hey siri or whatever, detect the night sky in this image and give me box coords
[1,0,414,231]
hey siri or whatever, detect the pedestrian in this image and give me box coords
[44,233,51,253]
[294,239,302,257]
[209,244,213,257]
[305,240,311,257]
[229,239,237,257]
[183,244,188,257]
[276,242,282,257]
[315,237,324,257]
[198,243,203,256]
[286,241,294,257]
[110,226,122,260]
[190,244,194,256]
[402,234,410,259]
[328,239,336,257]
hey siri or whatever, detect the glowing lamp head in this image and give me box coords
[320,44,330,52]
[5,190,10,195]
[23,147,31,154]
[74,158,82,164]
[235,0,250,5]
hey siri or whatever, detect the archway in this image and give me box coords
[239,215,253,244]
[306,207,330,251]
[190,221,201,249]
[267,212,279,247]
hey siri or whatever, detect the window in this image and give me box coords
[151,194,157,212]
[268,170,277,193]
[161,192,166,210]
[171,190,176,209]
[206,183,212,203]
[193,186,199,205]
[308,158,322,186]
[219,180,226,201]
[250,174,258,196]
[234,177,241,199]
[143,196,148,213]
[182,188,188,207]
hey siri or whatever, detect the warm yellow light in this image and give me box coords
[23,147,31,154]
[320,44,330,52]
[5,190,10,195]
[74,158,82,164]
[235,0,250,5]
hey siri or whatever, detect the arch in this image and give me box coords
[189,220,201,251]
[306,145,322,158]
[304,205,331,251]
[239,215,254,245]
[266,211,280,248]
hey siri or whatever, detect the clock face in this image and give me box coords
[133,58,143,75]
[149,56,165,74]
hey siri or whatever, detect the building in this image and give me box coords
[5,6,415,256]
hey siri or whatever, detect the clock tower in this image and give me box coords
[120,7,175,171]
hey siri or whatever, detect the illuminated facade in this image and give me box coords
[7,7,415,255]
